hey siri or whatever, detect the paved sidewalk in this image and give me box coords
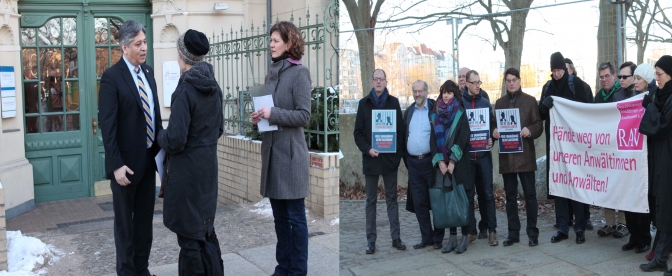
[340,200,661,276]
[7,195,338,275]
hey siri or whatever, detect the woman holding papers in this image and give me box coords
[251,21,312,276]
[431,80,472,254]
[156,29,224,274]
[639,55,672,274]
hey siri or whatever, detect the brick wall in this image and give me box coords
[217,135,339,220]
[0,181,7,270]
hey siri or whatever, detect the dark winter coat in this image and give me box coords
[594,82,634,103]
[354,92,405,176]
[640,83,672,234]
[462,90,496,160]
[493,90,543,174]
[539,71,590,199]
[157,61,224,240]
[431,106,472,191]
[260,59,312,199]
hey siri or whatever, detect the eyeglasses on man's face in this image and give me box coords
[617,75,632,79]
[371,78,386,82]
[412,89,426,95]
[467,80,482,86]
[505,78,519,84]
[656,72,666,77]
[599,74,612,80]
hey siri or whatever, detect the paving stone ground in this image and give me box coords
[340,200,660,276]
[9,197,338,275]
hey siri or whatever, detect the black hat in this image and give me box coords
[564,58,573,65]
[177,29,209,65]
[655,55,672,77]
[551,52,566,70]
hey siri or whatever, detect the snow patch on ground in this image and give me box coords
[330,218,339,226]
[0,231,62,276]
[250,198,274,217]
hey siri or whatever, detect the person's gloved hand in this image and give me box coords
[542,96,554,110]
[642,94,652,108]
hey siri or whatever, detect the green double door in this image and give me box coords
[19,1,153,202]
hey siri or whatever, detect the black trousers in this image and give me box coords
[407,156,445,243]
[365,172,400,243]
[177,229,223,276]
[624,211,651,247]
[111,150,156,276]
[503,172,539,239]
[555,197,586,234]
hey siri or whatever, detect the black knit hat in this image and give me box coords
[177,29,209,65]
[551,52,566,70]
[655,55,672,77]
[564,58,573,65]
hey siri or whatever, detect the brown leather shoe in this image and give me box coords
[488,232,499,246]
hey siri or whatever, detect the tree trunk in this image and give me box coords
[637,40,645,64]
[355,30,375,97]
[597,0,619,90]
[498,0,532,96]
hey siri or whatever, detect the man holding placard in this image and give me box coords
[493,68,543,247]
[462,70,498,246]
[354,69,406,254]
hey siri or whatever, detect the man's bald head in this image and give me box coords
[458,67,470,90]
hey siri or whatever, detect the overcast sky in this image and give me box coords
[340,0,672,89]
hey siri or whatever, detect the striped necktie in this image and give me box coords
[134,66,154,148]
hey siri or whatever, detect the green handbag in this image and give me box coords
[429,172,469,229]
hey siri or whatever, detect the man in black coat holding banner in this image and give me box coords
[539,52,590,245]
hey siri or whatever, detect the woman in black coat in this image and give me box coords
[639,55,672,273]
[430,80,472,254]
[156,29,224,275]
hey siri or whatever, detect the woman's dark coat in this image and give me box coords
[156,61,224,240]
[431,106,472,192]
[640,83,672,234]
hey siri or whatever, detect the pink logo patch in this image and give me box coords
[616,100,645,151]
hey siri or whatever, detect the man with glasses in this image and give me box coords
[462,70,498,246]
[459,67,489,100]
[403,80,445,250]
[593,61,635,239]
[539,52,590,244]
[619,62,638,98]
[354,69,406,254]
[493,68,543,247]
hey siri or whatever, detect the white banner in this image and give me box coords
[549,94,649,213]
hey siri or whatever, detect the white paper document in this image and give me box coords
[155,149,166,181]
[252,95,278,132]
[162,61,180,107]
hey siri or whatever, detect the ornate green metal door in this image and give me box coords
[19,1,152,202]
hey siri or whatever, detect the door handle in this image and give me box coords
[92,118,97,135]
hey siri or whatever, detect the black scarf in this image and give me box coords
[271,52,290,63]
[654,83,672,109]
[369,88,389,108]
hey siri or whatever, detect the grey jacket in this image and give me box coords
[260,58,312,199]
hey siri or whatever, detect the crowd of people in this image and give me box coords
[99,20,312,276]
[353,51,672,275]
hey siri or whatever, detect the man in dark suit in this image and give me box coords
[98,20,163,276]
[403,80,444,250]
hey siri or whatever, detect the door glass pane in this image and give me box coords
[42,115,64,132]
[26,116,39,133]
[63,18,77,45]
[65,81,79,111]
[64,48,78,78]
[39,48,62,81]
[66,114,80,131]
[22,48,37,79]
[24,82,39,114]
[95,18,108,45]
[111,47,121,64]
[21,28,36,46]
[41,76,63,113]
[38,18,61,46]
[111,18,122,44]
[96,48,109,77]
